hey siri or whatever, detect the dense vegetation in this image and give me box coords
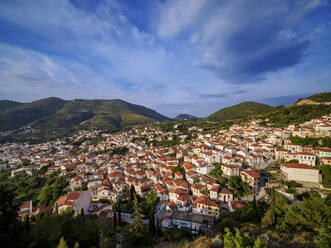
[207,102,273,122]
[0,97,66,131]
[212,189,331,247]
[0,98,170,143]
[0,100,22,112]
[307,91,331,103]
[289,136,331,148]
[174,114,198,120]
[0,169,67,207]
[257,104,331,127]
[209,163,252,197]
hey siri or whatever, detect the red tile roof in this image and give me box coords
[280,163,317,170]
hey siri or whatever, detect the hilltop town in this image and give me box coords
[1,111,330,247]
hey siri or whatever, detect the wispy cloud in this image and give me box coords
[0,0,330,117]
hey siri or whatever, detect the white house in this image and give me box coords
[280,163,319,184]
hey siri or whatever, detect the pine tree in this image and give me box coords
[80,208,85,222]
[113,204,117,228]
[129,195,144,240]
[118,199,121,227]
[57,236,68,248]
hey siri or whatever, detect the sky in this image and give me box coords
[0,0,330,117]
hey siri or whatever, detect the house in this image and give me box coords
[196,164,214,175]
[210,185,234,203]
[221,164,239,177]
[177,194,192,211]
[191,184,204,198]
[54,191,91,215]
[229,200,246,212]
[169,210,214,233]
[192,196,220,217]
[298,152,316,167]
[319,148,331,158]
[97,185,112,200]
[18,200,33,218]
[280,163,320,185]
[169,188,184,203]
[284,143,302,153]
[240,170,259,188]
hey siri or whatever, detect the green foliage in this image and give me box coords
[285,180,302,188]
[256,104,331,127]
[307,91,331,103]
[0,98,170,143]
[112,146,129,155]
[163,227,193,242]
[213,202,266,232]
[22,159,31,167]
[284,191,330,233]
[0,99,22,112]
[207,102,273,122]
[37,173,68,206]
[319,165,331,185]
[289,136,331,148]
[172,165,183,176]
[57,236,68,248]
[25,211,114,248]
[223,228,252,248]
[262,189,289,231]
[0,184,22,247]
[209,163,227,185]
[0,172,45,205]
[0,97,66,132]
[229,176,251,197]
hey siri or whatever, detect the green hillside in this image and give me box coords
[0,100,22,112]
[0,98,170,139]
[0,97,66,131]
[206,102,273,121]
[256,104,331,127]
[34,99,170,132]
[307,91,331,102]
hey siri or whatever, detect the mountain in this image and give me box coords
[0,100,22,112]
[0,98,170,135]
[174,114,197,120]
[206,101,273,121]
[0,97,66,131]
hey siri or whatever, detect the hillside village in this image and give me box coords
[1,112,330,239]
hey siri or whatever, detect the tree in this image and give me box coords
[223,228,236,248]
[0,184,21,247]
[262,189,288,231]
[113,203,117,228]
[117,199,121,227]
[57,236,68,248]
[81,208,85,222]
[22,159,30,167]
[253,236,266,248]
[124,195,145,247]
[73,242,80,248]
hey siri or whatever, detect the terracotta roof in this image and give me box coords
[193,196,219,207]
[177,194,192,202]
[231,200,246,210]
[167,201,177,210]
[280,163,317,170]
[240,170,260,178]
[67,191,82,201]
[54,195,67,206]
[210,184,220,192]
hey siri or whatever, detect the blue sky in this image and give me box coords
[0,0,330,117]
